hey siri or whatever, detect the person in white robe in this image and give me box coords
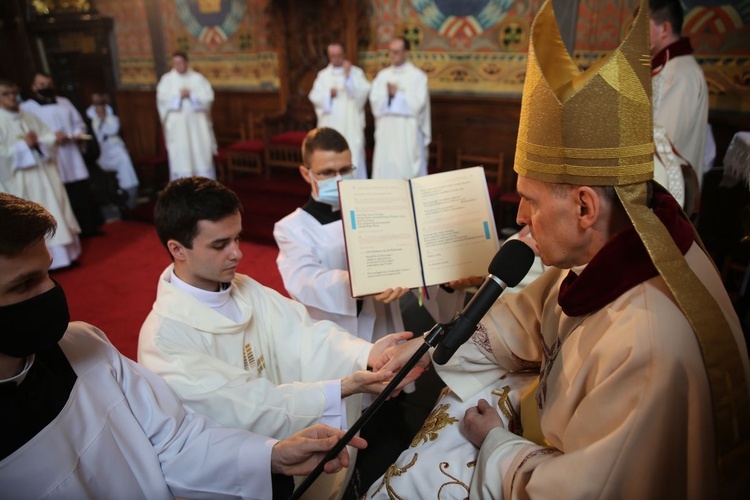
[372,1,750,496]
[369,37,431,179]
[20,73,102,237]
[156,52,217,180]
[88,97,140,208]
[0,192,365,500]
[138,176,414,499]
[650,0,708,188]
[0,79,80,269]
[309,43,370,179]
[274,127,465,344]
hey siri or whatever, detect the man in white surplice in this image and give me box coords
[0,193,366,500]
[274,127,464,344]
[156,52,217,180]
[309,43,370,179]
[0,79,80,269]
[369,37,431,179]
[138,177,416,499]
[20,73,102,238]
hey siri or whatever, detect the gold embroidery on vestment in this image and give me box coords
[410,403,458,447]
[370,453,418,499]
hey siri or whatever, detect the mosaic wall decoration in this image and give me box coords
[160,0,278,89]
[362,0,750,97]
[96,0,157,86]
[96,0,748,96]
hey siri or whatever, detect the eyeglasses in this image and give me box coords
[309,165,357,180]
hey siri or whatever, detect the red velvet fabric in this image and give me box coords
[651,37,693,76]
[557,192,695,316]
[227,139,265,154]
[269,131,308,146]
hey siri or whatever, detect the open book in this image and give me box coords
[339,167,500,297]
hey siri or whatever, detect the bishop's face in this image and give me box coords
[515,176,586,269]
[170,211,243,291]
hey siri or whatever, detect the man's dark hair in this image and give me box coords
[0,193,56,256]
[0,78,16,88]
[650,0,684,36]
[172,51,189,61]
[154,177,242,254]
[302,127,350,166]
[393,36,410,52]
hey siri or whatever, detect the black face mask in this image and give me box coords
[0,280,70,358]
[36,87,56,102]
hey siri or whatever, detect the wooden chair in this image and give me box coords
[428,135,443,174]
[456,149,520,232]
[132,127,169,200]
[262,97,316,176]
[221,113,265,182]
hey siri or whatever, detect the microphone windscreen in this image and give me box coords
[489,239,535,287]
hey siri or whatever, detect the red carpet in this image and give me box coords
[53,220,287,360]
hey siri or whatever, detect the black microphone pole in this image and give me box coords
[288,321,453,500]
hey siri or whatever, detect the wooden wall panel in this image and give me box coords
[114,89,160,160]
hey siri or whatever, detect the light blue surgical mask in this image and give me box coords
[313,172,354,207]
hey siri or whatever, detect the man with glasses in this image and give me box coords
[369,37,431,179]
[274,127,466,494]
[0,78,81,269]
[274,127,464,344]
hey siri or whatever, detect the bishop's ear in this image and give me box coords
[576,186,600,229]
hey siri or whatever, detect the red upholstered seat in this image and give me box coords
[269,131,308,146]
[227,139,265,154]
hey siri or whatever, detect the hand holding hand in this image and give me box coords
[341,368,394,397]
[387,82,398,97]
[179,88,190,99]
[463,399,503,448]
[54,131,68,145]
[368,331,414,368]
[270,424,367,476]
[330,87,338,98]
[372,287,409,304]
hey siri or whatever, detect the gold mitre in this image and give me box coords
[514,0,653,186]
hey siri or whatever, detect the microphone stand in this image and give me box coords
[289,320,454,500]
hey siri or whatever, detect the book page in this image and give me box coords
[339,179,424,297]
[410,167,500,285]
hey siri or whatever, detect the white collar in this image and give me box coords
[170,269,232,309]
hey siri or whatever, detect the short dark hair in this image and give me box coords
[302,128,350,166]
[650,0,684,36]
[0,193,56,256]
[172,51,188,61]
[154,177,242,254]
[393,36,410,52]
[0,78,16,88]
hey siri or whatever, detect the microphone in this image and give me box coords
[432,239,535,365]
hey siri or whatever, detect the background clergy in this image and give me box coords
[369,37,431,179]
[0,78,80,269]
[309,42,370,179]
[156,51,217,181]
